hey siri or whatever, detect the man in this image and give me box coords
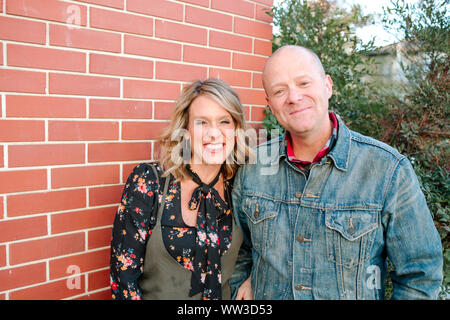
[230,45,443,299]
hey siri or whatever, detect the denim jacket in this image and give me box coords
[230,116,443,300]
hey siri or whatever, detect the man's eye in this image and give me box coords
[273,90,283,96]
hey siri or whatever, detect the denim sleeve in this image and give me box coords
[382,157,443,299]
[229,166,253,299]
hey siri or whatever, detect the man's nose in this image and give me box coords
[287,87,302,104]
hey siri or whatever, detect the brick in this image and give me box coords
[7,44,86,72]
[155,19,207,45]
[0,146,3,168]
[7,0,87,25]
[123,79,180,100]
[254,39,272,56]
[48,120,119,141]
[209,30,252,53]
[0,42,3,65]
[50,24,121,53]
[6,95,86,118]
[182,0,209,7]
[0,119,45,142]
[76,289,111,300]
[0,263,46,292]
[90,7,153,36]
[89,99,153,119]
[75,0,124,9]
[0,69,46,93]
[183,46,231,67]
[88,142,151,163]
[88,227,112,249]
[49,73,120,97]
[254,0,274,6]
[89,184,123,206]
[10,233,85,265]
[0,170,47,194]
[0,216,47,243]
[9,276,86,300]
[49,248,109,280]
[90,53,153,79]
[51,164,120,189]
[124,35,181,61]
[234,17,273,39]
[256,4,273,23]
[209,67,252,87]
[0,245,5,267]
[234,88,267,106]
[154,102,175,120]
[252,72,264,88]
[211,0,255,18]
[251,105,267,121]
[185,5,232,31]
[51,206,116,234]
[7,189,86,217]
[121,121,168,140]
[0,196,3,219]
[127,0,183,21]
[88,268,110,291]
[9,143,85,168]
[233,52,268,72]
[156,61,207,82]
[0,16,46,44]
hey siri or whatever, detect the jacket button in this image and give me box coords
[253,210,259,218]
[295,284,303,291]
[297,235,304,243]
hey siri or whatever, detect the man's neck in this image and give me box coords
[289,118,333,162]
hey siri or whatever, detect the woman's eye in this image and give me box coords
[195,120,207,125]
[220,120,231,124]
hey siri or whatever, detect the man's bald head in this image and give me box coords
[262,45,326,92]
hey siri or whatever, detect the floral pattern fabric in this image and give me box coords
[110,163,233,300]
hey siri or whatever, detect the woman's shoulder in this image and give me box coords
[127,161,165,183]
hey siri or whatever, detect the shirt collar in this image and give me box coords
[285,112,339,168]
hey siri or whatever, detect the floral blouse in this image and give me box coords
[110,163,233,300]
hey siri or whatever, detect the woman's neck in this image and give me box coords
[188,163,222,184]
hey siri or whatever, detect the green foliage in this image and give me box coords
[263,0,449,299]
[381,0,449,299]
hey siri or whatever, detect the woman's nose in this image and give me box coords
[204,126,222,141]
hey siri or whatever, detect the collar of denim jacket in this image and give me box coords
[325,112,350,172]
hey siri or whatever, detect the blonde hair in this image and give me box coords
[157,78,254,181]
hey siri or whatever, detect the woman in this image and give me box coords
[110,79,253,300]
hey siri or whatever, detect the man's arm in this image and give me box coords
[229,166,254,299]
[382,157,443,299]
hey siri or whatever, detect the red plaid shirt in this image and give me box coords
[286,112,339,171]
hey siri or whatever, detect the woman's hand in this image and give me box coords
[235,276,253,300]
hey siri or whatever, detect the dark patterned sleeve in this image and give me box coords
[110,163,160,300]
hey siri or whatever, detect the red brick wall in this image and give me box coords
[0,0,273,300]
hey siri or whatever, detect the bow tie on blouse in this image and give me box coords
[186,164,226,300]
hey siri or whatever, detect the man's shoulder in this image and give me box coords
[347,129,405,162]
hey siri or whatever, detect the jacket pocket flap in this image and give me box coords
[325,209,378,241]
[242,196,278,224]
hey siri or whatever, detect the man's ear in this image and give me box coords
[325,75,333,99]
[266,96,273,112]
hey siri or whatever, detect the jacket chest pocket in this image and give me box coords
[242,196,279,251]
[325,209,378,268]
